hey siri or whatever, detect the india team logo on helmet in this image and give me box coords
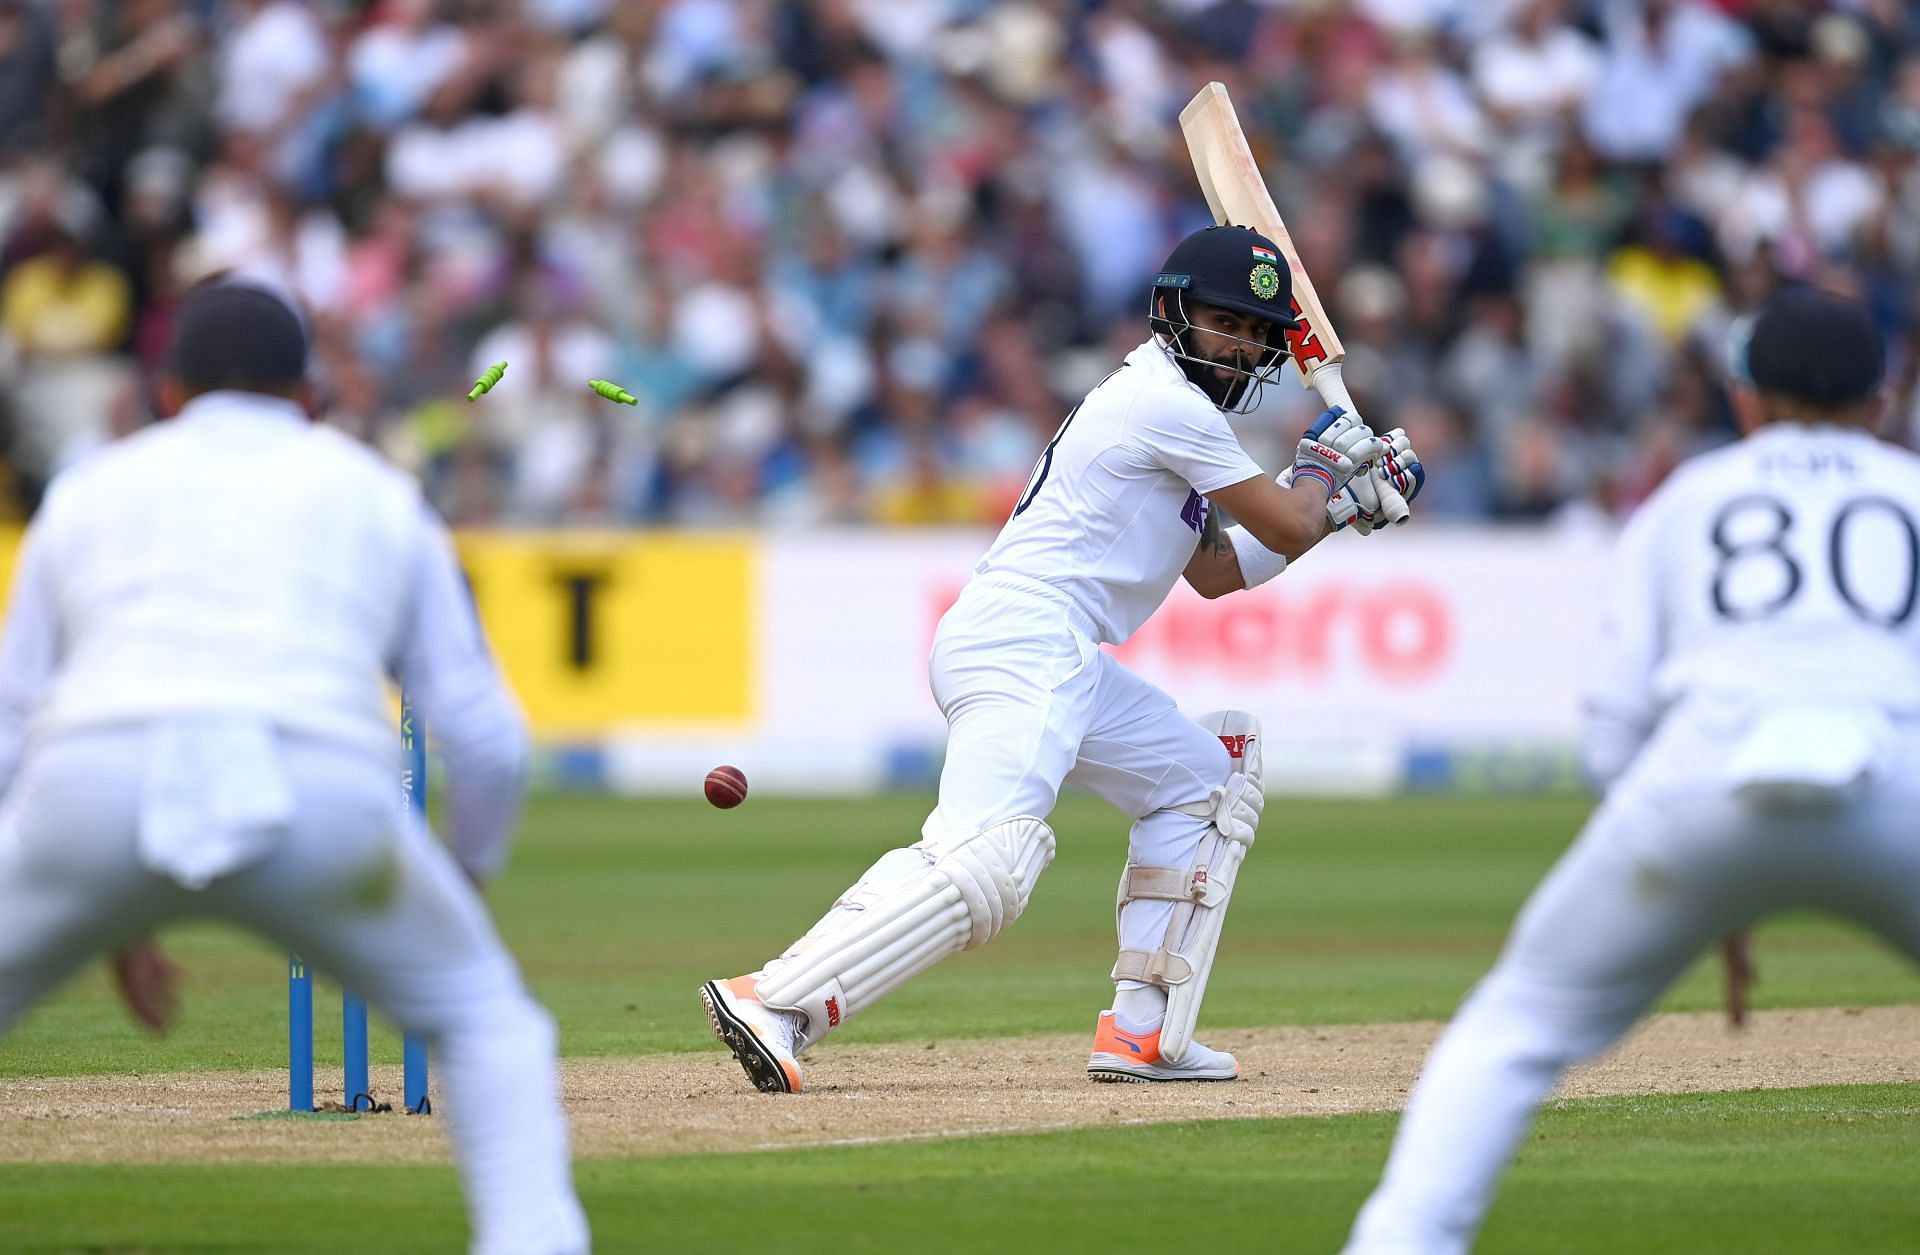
[1249,243,1283,300]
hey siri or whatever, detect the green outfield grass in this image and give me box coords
[5,793,1918,1252]
[3,1084,1915,1253]
[4,792,1916,1076]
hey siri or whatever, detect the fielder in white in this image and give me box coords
[0,280,589,1255]
[702,226,1426,1091]
[1346,288,1917,1253]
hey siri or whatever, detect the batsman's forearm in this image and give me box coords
[1243,482,1331,561]
[1205,472,1332,570]
[1182,535,1247,598]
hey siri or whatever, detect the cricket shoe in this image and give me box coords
[1086,1011,1239,1083]
[700,976,806,1094]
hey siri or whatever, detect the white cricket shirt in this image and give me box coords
[0,391,529,880]
[973,338,1264,644]
[1585,422,1920,783]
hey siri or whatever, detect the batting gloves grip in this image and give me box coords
[1335,427,1426,534]
[1292,407,1384,497]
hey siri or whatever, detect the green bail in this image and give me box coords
[588,379,639,406]
[466,361,508,402]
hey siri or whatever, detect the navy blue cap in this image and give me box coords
[1744,287,1884,408]
[168,279,309,393]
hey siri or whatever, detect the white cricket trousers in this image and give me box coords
[928,575,1233,976]
[1346,706,1920,1255]
[0,725,589,1255]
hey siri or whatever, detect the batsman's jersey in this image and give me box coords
[972,339,1263,644]
[1585,423,1920,782]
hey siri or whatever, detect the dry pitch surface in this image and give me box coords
[5,1005,1915,1166]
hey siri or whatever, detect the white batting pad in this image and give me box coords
[754,817,1055,1045]
[1113,710,1263,1063]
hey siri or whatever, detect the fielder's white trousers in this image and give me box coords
[1345,706,1920,1255]
[0,725,589,1255]
[927,576,1233,982]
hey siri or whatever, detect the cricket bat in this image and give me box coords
[1181,81,1407,523]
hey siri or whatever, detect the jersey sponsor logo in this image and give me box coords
[825,996,842,1028]
[1180,489,1209,535]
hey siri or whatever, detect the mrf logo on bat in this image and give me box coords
[1282,299,1330,367]
[1185,81,1345,387]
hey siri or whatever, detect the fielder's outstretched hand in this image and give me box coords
[112,937,182,1033]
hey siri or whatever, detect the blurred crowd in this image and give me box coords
[0,0,1917,528]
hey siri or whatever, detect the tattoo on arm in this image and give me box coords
[1201,507,1232,558]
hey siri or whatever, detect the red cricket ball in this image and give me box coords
[705,764,748,809]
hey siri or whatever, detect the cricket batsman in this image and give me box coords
[703,225,1427,1092]
[0,278,589,1254]
[1346,287,1918,1253]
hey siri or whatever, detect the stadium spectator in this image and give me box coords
[0,0,1915,525]
[0,0,56,158]
[0,204,134,489]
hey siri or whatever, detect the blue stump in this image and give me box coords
[288,955,313,1112]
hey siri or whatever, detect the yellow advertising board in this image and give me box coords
[454,531,754,735]
[0,529,19,616]
[0,528,756,738]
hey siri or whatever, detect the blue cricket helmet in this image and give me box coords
[1148,225,1299,412]
[1150,225,1303,331]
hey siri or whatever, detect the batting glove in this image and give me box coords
[1332,428,1426,534]
[1290,407,1386,498]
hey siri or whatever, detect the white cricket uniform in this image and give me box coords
[927,339,1264,980]
[0,392,588,1255]
[1347,423,1920,1255]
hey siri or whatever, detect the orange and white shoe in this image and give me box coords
[1086,1011,1239,1083]
[700,976,805,1094]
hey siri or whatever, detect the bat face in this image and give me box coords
[1182,82,1406,521]
[1180,81,1344,385]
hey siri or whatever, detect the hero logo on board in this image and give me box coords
[924,580,1454,684]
